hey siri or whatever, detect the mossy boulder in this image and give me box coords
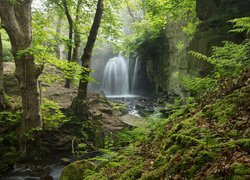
[60,160,97,180]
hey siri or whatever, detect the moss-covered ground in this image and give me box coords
[61,70,250,180]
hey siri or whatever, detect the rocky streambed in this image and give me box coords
[2,163,64,180]
[1,96,155,180]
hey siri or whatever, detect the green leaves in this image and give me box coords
[186,38,250,96]
[122,0,197,55]
[41,98,66,129]
[229,17,250,34]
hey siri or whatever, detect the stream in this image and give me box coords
[2,163,64,180]
[1,95,157,180]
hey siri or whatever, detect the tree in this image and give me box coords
[0,0,43,157]
[72,0,104,116]
[72,0,83,64]
[0,29,11,111]
[62,0,74,88]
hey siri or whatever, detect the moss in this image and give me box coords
[82,169,107,180]
[62,74,250,179]
[227,130,240,138]
[110,101,128,115]
[231,163,250,176]
[202,88,248,126]
[60,160,97,180]
[120,164,144,179]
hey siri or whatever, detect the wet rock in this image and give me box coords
[120,114,147,127]
[4,73,19,95]
[52,92,61,97]
[92,113,102,120]
[159,108,173,118]
[61,158,71,165]
[135,103,144,110]
[100,108,113,115]
[40,175,53,180]
[119,107,129,115]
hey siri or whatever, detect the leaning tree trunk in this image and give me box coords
[0,0,43,157]
[0,32,11,111]
[62,0,74,88]
[72,0,104,117]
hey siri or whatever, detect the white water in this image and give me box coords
[132,57,140,94]
[106,95,141,98]
[101,55,129,95]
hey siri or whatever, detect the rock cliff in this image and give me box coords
[145,0,250,97]
[188,0,250,74]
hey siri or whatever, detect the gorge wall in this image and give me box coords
[144,0,250,97]
[188,0,250,74]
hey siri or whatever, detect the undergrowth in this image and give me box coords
[60,69,249,180]
[60,17,250,180]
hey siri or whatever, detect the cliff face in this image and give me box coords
[145,0,250,96]
[145,20,190,98]
[188,0,250,74]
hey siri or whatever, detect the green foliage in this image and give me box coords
[104,127,147,149]
[122,0,198,55]
[229,17,250,34]
[41,98,66,129]
[0,111,22,124]
[23,8,93,85]
[65,73,250,179]
[230,163,250,176]
[0,30,13,62]
[110,101,127,114]
[202,86,248,125]
[40,70,63,85]
[181,73,216,96]
[184,39,250,96]
[25,127,43,141]
[211,41,250,78]
[0,111,20,173]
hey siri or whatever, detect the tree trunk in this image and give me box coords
[72,0,104,117]
[72,0,83,64]
[62,0,74,88]
[0,32,11,111]
[0,0,43,157]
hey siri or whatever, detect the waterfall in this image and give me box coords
[101,55,129,95]
[131,57,139,94]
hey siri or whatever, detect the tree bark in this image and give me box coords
[72,0,83,64]
[62,0,74,88]
[78,0,104,99]
[72,0,104,116]
[0,31,11,111]
[0,0,43,157]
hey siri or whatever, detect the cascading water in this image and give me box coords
[131,57,140,94]
[101,55,129,95]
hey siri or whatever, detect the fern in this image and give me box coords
[229,17,250,34]
[189,51,209,62]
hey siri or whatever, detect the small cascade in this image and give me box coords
[101,55,129,95]
[131,57,140,94]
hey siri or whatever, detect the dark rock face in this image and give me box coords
[137,0,250,97]
[188,0,250,75]
[196,0,250,21]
